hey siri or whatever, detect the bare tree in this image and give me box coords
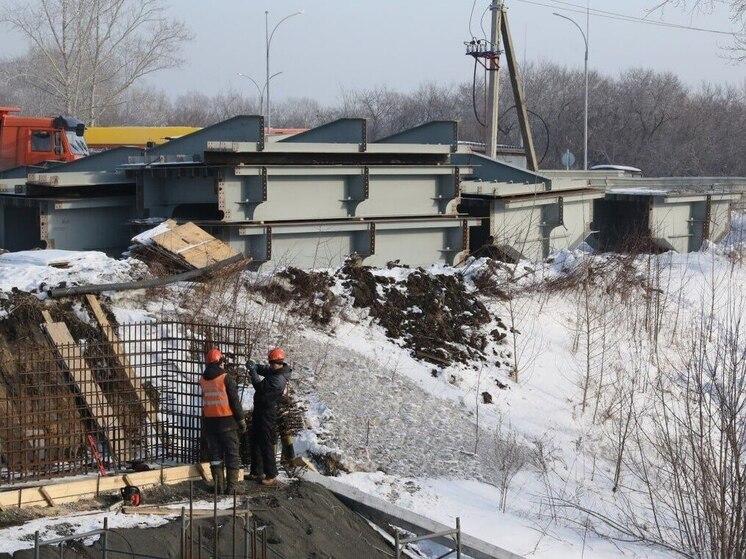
[653,0,746,60]
[0,0,192,123]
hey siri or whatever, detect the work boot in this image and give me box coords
[225,468,244,495]
[210,465,225,495]
[261,477,278,487]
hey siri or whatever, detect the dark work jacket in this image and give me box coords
[250,364,291,427]
[202,363,244,433]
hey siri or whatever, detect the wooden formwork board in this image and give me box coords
[41,320,128,464]
[0,383,32,456]
[84,295,160,430]
[150,222,238,269]
[0,463,220,510]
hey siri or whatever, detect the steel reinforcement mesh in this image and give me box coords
[0,321,251,484]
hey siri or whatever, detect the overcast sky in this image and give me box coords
[5,0,745,104]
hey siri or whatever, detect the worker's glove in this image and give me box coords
[246,360,258,373]
[238,419,248,433]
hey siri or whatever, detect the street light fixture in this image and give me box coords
[554,11,589,170]
[265,9,303,132]
[236,71,282,117]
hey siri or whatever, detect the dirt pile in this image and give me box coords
[8,480,390,559]
[252,262,504,366]
[341,263,492,365]
[257,267,336,325]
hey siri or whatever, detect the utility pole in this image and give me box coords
[502,7,538,171]
[485,0,503,160]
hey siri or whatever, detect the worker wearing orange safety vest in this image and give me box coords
[200,348,246,495]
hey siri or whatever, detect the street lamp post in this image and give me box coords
[236,71,282,117]
[554,11,589,170]
[265,10,303,132]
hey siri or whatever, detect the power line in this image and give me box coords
[552,0,739,34]
[468,0,480,38]
[511,0,739,35]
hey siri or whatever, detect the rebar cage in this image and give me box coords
[0,320,252,484]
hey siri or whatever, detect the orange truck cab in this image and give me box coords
[0,107,89,172]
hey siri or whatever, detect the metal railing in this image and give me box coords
[394,517,462,559]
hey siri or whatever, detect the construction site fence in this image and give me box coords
[1,320,253,485]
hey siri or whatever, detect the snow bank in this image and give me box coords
[0,250,142,294]
[340,472,661,559]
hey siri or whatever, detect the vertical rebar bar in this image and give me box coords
[181,507,186,559]
[102,517,109,559]
[213,479,219,559]
[198,526,203,559]
[232,491,237,559]
[394,530,400,559]
[243,512,250,559]
[34,530,40,559]
[456,517,461,559]
[251,517,257,558]
[190,481,194,559]
[260,527,267,559]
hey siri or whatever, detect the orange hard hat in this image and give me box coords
[206,348,223,364]
[267,348,286,363]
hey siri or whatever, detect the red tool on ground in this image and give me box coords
[87,434,107,476]
[120,486,142,506]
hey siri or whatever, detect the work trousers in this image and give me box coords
[206,429,241,470]
[249,417,278,479]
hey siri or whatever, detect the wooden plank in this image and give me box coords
[196,462,210,481]
[39,487,55,507]
[41,310,54,324]
[0,487,45,508]
[84,295,160,432]
[0,463,214,509]
[42,321,128,464]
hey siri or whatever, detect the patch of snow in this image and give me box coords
[0,510,170,554]
[111,306,155,324]
[0,250,142,295]
[606,188,669,195]
[339,472,667,558]
[131,221,172,245]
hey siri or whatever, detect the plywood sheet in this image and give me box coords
[150,222,238,269]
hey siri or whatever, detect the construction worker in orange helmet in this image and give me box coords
[246,347,291,486]
[200,347,247,495]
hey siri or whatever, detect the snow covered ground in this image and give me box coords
[0,211,743,558]
[0,250,144,294]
